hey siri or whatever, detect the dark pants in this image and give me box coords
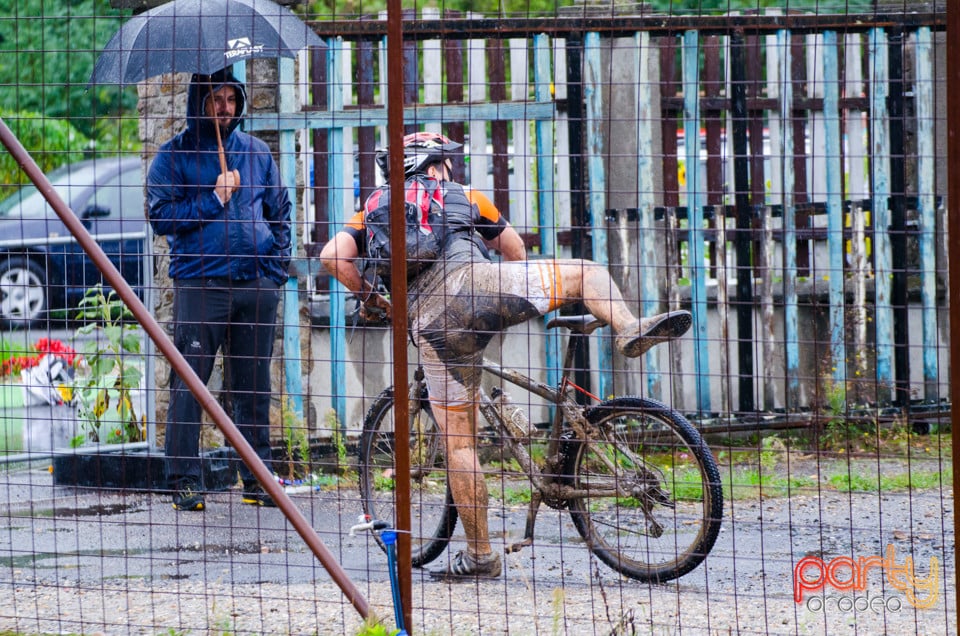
[165,278,280,489]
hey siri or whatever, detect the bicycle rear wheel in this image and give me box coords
[359,385,457,567]
[562,397,723,582]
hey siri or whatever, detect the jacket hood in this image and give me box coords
[186,68,246,141]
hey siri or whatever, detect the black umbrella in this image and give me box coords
[89,0,325,171]
[89,0,324,85]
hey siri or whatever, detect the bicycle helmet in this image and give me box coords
[375,132,463,180]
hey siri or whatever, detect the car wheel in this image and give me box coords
[0,256,47,329]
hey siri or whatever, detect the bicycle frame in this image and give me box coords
[470,315,621,553]
[379,312,723,580]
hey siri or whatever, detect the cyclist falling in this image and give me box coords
[320,132,692,580]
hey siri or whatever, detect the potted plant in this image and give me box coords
[70,285,145,447]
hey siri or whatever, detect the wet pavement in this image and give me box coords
[0,448,956,634]
[0,328,956,633]
[0,459,953,592]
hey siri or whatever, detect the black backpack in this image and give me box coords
[360,175,445,289]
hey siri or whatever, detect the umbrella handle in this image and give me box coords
[214,124,228,175]
[208,84,229,175]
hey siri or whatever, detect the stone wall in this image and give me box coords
[138,72,186,445]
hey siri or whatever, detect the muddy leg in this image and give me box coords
[434,403,493,559]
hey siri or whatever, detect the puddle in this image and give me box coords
[14,503,143,518]
[0,547,148,569]
[176,542,265,555]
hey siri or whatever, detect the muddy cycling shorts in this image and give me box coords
[409,260,566,410]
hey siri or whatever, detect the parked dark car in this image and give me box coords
[0,157,147,329]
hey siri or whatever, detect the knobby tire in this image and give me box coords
[358,386,457,567]
[561,397,723,582]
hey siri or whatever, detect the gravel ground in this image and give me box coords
[1,565,955,635]
[0,464,955,635]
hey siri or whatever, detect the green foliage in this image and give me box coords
[281,396,312,481]
[719,452,951,500]
[89,113,143,157]
[759,434,786,471]
[325,408,349,475]
[816,376,854,450]
[305,0,875,19]
[666,466,706,500]
[70,286,144,446]
[0,1,135,140]
[373,473,396,492]
[0,0,142,198]
[0,111,88,199]
[497,484,532,505]
[355,615,400,636]
[0,338,21,371]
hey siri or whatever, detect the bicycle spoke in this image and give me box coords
[359,386,457,568]
[563,398,723,582]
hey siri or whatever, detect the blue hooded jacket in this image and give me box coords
[147,69,291,285]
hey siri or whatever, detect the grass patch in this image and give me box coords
[718,461,951,499]
[723,468,817,500]
[667,466,706,500]
[494,485,533,505]
[311,473,344,490]
[710,429,952,501]
[485,440,548,473]
[373,474,395,492]
[828,467,952,493]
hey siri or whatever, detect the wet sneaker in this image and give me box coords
[241,483,277,508]
[429,550,502,581]
[616,310,692,358]
[172,482,205,512]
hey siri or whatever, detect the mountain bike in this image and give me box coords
[358,313,723,583]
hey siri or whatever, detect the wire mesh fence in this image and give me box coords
[0,1,956,634]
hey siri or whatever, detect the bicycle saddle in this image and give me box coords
[545,314,607,335]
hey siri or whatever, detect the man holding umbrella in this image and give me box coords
[147,68,292,511]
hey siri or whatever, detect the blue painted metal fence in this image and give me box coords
[251,13,948,425]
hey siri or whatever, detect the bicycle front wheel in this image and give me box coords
[561,397,723,583]
[359,385,457,567]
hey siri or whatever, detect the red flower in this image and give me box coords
[0,338,78,378]
[34,338,77,366]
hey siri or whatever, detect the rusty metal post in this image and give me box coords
[0,118,371,621]
[946,0,960,626]
[385,1,413,631]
